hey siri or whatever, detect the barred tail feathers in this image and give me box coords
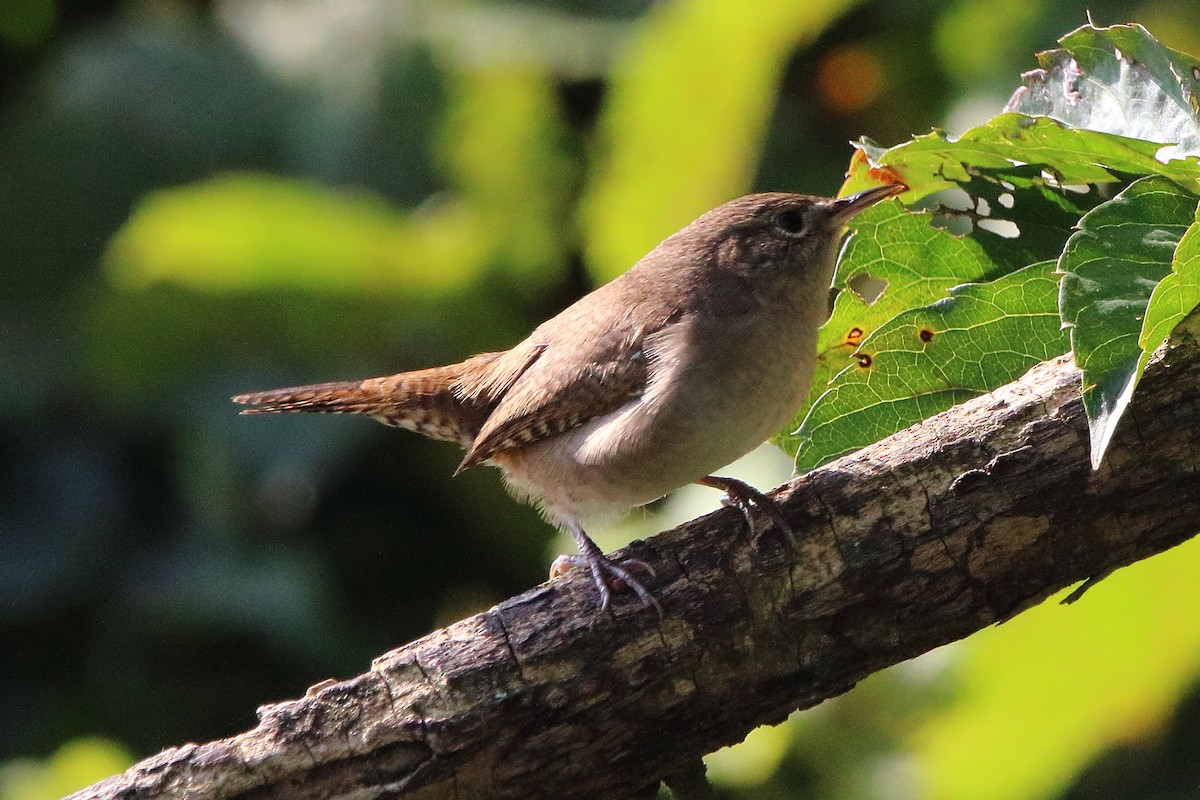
[232,362,490,445]
[232,380,378,415]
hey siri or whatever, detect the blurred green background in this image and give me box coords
[4,1,1200,798]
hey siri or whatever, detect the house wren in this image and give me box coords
[233,184,905,612]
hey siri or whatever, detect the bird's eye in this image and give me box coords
[773,209,806,236]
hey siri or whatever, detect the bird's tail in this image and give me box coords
[233,379,386,415]
[232,355,500,445]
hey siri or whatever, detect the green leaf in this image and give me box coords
[440,65,574,290]
[915,537,1200,800]
[105,174,492,294]
[776,166,1099,456]
[1138,214,1200,365]
[844,114,1200,203]
[0,737,133,800]
[108,68,572,297]
[789,21,1200,471]
[1007,23,1200,161]
[1058,175,1197,469]
[793,261,1068,472]
[579,0,863,282]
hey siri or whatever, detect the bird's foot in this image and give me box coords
[553,521,662,617]
[550,552,661,617]
[698,475,795,544]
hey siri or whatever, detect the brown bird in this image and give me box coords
[233,184,905,612]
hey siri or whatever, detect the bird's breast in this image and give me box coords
[493,305,820,520]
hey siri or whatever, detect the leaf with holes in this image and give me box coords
[793,261,1069,472]
[775,167,1101,455]
[843,23,1200,204]
[780,20,1200,466]
[1059,175,1199,468]
[1007,22,1200,163]
[845,114,1200,204]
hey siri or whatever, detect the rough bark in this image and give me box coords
[72,313,1200,800]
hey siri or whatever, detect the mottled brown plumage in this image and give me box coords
[234,353,505,445]
[234,184,907,612]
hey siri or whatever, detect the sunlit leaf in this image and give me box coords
[0,737,132,800]
[1137,204,1200,376]
[846,23,1200,203]
[793,261,1068,472]
[932,0,1040,86]
[843,114,1200,204]
[105,174,491,293]
[792,21,1200,473]
[1057,176,1197,469]
[441,65,573,289]
[1006,22,1200,162]
[705,722,793,788]
[915,537,1200,800]
[580,0,864,281]
[110,67,573,298]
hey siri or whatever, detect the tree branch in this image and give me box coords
[72,313,1200,800]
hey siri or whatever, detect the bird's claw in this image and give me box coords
[550,553,662,617]
[702,475,796,545]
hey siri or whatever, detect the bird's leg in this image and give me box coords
[697,475,795,543]
[550,517,662,617]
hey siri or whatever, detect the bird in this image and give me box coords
[233,183,906,613]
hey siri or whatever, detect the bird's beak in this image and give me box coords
[828,183,907,227]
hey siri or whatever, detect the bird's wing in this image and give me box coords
[455,305,681,472]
